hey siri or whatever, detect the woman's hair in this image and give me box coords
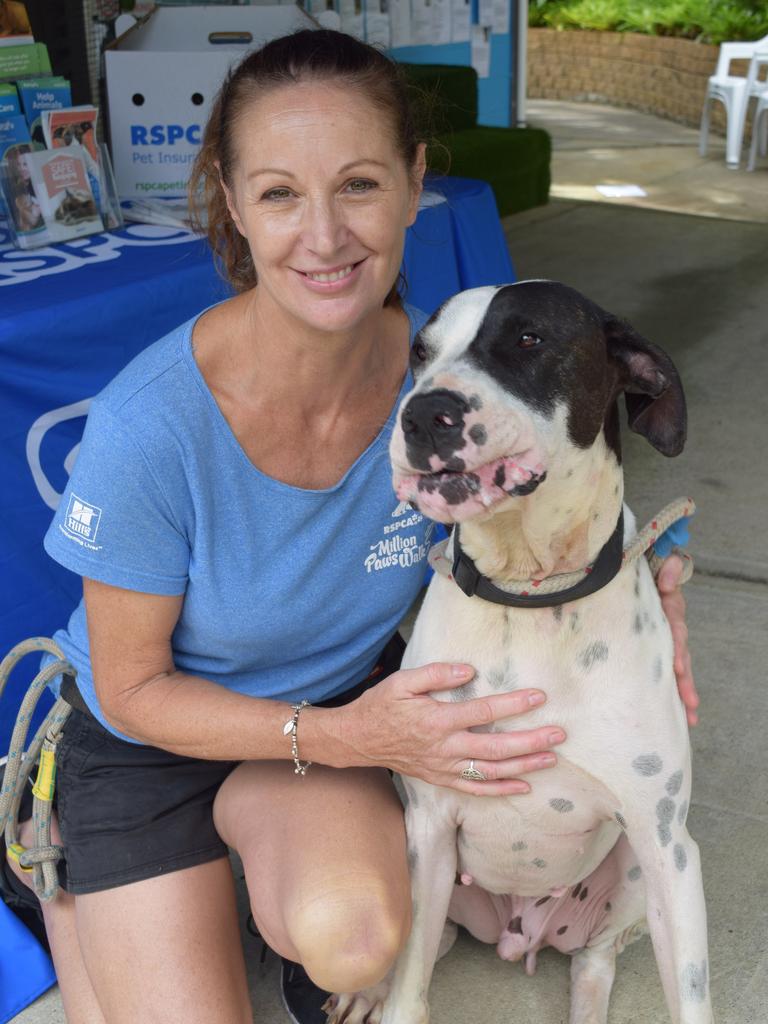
[188,29,424,298]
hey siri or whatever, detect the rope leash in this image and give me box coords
[0,638,74,902]
[429,497,696,596]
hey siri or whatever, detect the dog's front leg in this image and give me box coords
[623,814,713,1024]
[380,795,458,1024]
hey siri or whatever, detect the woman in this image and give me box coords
[7,29,697,1024]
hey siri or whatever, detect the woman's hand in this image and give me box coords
[333,663,565,796]
[657,554,699,726]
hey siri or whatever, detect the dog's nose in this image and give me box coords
[401,389,469,447]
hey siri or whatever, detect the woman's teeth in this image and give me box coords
[306,265,353,283]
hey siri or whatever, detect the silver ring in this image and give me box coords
[459,759,487,782]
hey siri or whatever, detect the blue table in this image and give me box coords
[0,175,515,752]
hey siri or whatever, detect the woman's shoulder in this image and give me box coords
[95,302,227,420]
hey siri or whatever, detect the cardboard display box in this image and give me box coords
[105,4,316,198]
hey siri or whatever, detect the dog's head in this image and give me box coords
[391,280,686,524]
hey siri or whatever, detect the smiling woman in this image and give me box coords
[19,26,697,1024]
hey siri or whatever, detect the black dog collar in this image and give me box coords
[451,511,625,608]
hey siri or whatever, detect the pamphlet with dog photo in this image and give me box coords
[42,106,122,229]
[21,147,103,245]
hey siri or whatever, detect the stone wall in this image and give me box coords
[527,27,751,136]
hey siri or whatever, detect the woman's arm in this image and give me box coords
[657,554,699,725]
[85,578,565,793]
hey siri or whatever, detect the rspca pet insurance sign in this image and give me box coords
[104,5,314,197]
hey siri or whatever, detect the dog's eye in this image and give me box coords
[413,342,429,362]
[518,333,543,349]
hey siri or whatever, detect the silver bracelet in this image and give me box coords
[282,700,312,775]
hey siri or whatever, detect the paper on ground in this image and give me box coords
[595,184,648,198]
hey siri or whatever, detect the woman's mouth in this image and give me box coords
[297,260,365,290]
[394,454,547,523]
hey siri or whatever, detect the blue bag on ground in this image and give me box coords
[0,900,56,1023]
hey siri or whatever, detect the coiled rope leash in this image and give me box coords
[0,638,74,902]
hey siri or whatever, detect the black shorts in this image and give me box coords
[28,633,406,896]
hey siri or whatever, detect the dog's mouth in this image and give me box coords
[394,453,547,523]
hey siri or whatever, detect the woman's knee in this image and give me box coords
[287,886,412,992]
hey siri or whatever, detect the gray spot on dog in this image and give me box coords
[633,613,643,634]
[681,960,708,1002]
[468,394,483,411]
[657,797,675,846]
[657,797,675,824]
[674,844,688,871]
[666,770,684,796]
[511,840,527,852]
[677,799,689,825]
[487,660,517,691]
[550,798,574,814]
[653,656,663,682]
[553,606,563,623]
[627,865,642,882]
[403,781,419,808]
[468,424,487,446]
[615,812,627,830]
[407,845,418,871]
[449,679,479,701]
[632,753,663,776]
[570,612,580,633]
[579,641,609,670]
[532,858,547,869]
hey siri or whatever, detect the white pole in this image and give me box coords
[516,0,528,126]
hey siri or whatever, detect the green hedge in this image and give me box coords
[529,0,768,45]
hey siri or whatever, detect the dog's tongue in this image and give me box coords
[395,456,546,523]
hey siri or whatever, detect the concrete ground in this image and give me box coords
[16,102,768,1022]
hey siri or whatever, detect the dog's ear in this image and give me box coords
[604,316,687,457]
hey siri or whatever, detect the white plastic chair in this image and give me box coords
[699,34,768,169]
[745,53,768,171]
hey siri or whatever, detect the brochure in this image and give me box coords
[0,1,32,48]
[17,76,71,142]
[42,106,121,229]
[0,113,47,242]
[0,41,50,80]
[0,82,19,115]
[6,147,104,246]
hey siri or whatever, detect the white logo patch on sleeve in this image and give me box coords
[61,493,103,549]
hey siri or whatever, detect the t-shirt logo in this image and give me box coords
[64,494,102,542]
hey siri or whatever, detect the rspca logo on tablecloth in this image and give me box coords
[64,494,102,542]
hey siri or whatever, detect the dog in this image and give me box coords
[327,280,711,1024]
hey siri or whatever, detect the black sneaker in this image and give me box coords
[280,958,332,1024]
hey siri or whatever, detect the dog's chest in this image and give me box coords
[402,561,676,896]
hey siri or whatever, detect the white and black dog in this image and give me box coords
[327,281,710,1024]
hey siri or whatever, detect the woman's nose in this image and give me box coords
[301,196,348,256]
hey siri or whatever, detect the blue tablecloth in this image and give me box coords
[0,175,514,751]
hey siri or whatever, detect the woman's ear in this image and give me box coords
[406,143,427,226]
[605,315,687,457]
[216,161,247,239]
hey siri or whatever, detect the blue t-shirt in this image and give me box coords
[44,303,433,741]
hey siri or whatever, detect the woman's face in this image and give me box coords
[223,80,425,334]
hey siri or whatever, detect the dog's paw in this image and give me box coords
[323,983,388,1024]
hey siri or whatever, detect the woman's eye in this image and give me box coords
[346,178,377,194]
[262,187,293,201]
[518,333,543,348]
